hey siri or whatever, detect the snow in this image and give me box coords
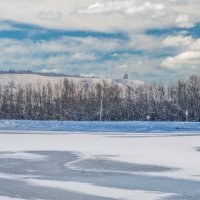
[0,131,200,182]
[0,120,200,199]
[0,197,28,200]
[0,169,175,199]
[0,152,48,161]
[0,196,43,200]
[115,78,144,88]
[0,120,200,133]
[0,172,39,180]
[27,179,175,200]
[0,74,144,88]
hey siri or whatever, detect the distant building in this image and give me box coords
[123,73,128,79]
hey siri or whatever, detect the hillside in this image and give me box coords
[0,74,144,89]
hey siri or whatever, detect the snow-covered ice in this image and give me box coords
[0,121,199,199]
[0,132,200,181]
[27,179,174,200]
[0,152,48,161]
[0,196,28,200]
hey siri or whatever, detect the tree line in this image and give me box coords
[0,75,199,121]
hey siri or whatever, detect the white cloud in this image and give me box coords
[0,36,163,81]
[163,35,193,47]
[118,64,128,69]
[162,35,200,69]
[80,73,103,78]
[0,0,200,81]
[78,1,165,16]
[71,52,97,61]
[41,68,62,73]
[175,14,194,28]
[74,0,200,33]
[0,23,15,31]
[162,51,200,69]
[163,35,200,51]
[0,0,199,33]
[37,10,62,21]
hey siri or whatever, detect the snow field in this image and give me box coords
[0,133,199,181]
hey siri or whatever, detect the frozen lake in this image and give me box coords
[0,121,200,200]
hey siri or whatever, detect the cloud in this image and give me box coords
[37,10,62,21]
[162,51,200,69]
[0,0,200,82]
[71,52,97,61]
[80,73,103,78]
[163,35,193,47]
[162,35,200,69]
[41,68,62,73]
[175,14,194,28]
[78,1,165,16]
[0,0,199,34]
[117,64,128,69]
[0,36,163,81]
[0,22,15,31]
[163,35,200,51]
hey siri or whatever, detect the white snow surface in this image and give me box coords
[0,172,39,180]
[0,74,144,88]
[0,120,200,199]
[0,132,200,182]
[0,170,175,200]
[0,197,29,200]
[0,196,43,200]
[0,152,47,161]
[27,179,174,200]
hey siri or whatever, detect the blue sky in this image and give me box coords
[0,0,200,83]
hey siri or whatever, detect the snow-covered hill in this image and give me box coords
[0,74,144,89]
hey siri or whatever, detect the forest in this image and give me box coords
[0,75,199,121]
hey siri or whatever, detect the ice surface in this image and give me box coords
[27,179,174,200]
[0,121,200,199]
[0,197,28,200]
[0,131,200,181]
[0,152,48,161]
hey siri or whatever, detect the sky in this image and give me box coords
[0,0,200,83]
